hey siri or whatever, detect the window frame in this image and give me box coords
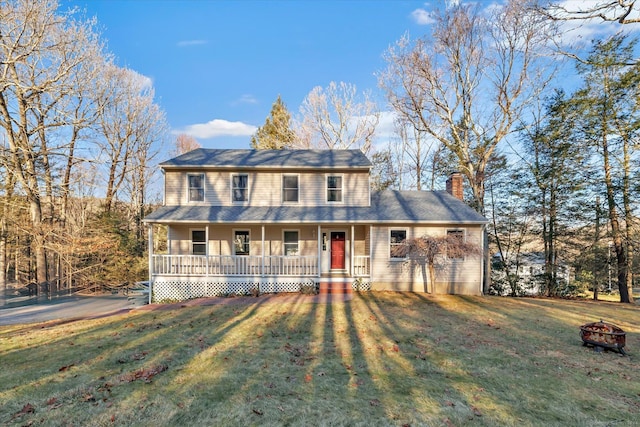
[326,174,343,203]
[389,229,407,260]
[231,173,249,203]
[283,229,300,256]
[446,229,465,260]
[233,229,251,256]
[187,173,205,202]
[191,228,207,255]
[282,174,300,203]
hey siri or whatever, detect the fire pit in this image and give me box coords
[580,320,626,355]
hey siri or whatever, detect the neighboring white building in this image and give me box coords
[492,252,572,295]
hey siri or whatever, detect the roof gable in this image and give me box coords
[160,148,372,169]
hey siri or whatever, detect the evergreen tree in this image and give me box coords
[522,90,588,296]
[573,34,639,303]
[251,95,296,149]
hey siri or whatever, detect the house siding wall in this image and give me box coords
[369,225,484,295]
[164,170,370,207]
[167,224,319,257]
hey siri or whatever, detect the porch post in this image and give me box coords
[147,224,153,305]
[350,225,355,277]
[317,224,322,277]
[205,225,210,277]
[261,224,265,276]
[369,225,372,277]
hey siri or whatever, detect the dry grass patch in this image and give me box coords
[0,293,638,426]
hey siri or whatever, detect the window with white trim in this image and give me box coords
[188,174,204,202]
[446,229,465,259]
[234,230,250,255]
[232,174,248,202]
[191,229,206,255]
[327,175,343,202]
[283,230,299,256]
[390,229,407,259]
[282,175,299,203]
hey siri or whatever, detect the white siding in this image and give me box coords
[168,224,319,257]
[370,225,484,295]
[163,170,370,207]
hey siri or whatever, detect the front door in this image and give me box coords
[330,232,346,270]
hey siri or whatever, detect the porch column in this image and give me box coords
[369,225,372,277]
[350,225,355,277]
[147,224,153,305]
[317,225,322,277]
[205,225,210,277]
[261,225,265,276]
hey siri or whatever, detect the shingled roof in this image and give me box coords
[160,148,372,169]
[144,190,487,225]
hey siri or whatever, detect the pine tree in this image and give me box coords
[573,34,639,303]
[250,95,296,149]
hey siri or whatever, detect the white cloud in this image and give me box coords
[411,8,435,25]
[551,0,640,46]
[176,39,208,47]
[374,111,398,141]
[174,119,257,139]
[232,94,259,106]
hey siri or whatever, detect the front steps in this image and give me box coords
[318,279,353,295]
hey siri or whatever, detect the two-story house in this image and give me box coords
[143,148,488,302]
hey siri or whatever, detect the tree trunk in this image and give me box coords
[602,129,630,303]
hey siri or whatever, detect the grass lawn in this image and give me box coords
[1,292,639,426]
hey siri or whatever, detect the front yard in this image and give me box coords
[1,293,638,426]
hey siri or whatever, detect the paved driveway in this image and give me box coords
[0,294,147,326]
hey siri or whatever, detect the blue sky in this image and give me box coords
[61,0,639,152]
[62,0,435,150]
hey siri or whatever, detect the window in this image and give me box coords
[327,175,342,202]
[191,230,206,255]
[282,175,299,203]
[446,230,465,259]
[390,229,407,258]
[232,174,248,202]
[188,174,204,202]
[234,230,250,255]
[283,231,299,256]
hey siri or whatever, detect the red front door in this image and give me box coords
[330,232,346,270]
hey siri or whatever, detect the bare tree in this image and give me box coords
[173,134,201,156]
[536,1,640,25]
[296,81,380,154]
[380,0,558,213]
[393,234,481,293]
[0,0,105,287]
[94,65,160,212]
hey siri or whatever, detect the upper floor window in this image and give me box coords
[327,175,343,202]
[390,229,407,259]
[188,174,204,202]
[283,230,299,256]
[232,174,248,203]
[191,229,206,255]
[234,230,250,255]
[446,230,465,259]
[282,175,299,203]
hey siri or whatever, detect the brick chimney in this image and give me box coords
[446,172,464,200]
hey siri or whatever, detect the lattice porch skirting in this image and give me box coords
[151,277,317,302]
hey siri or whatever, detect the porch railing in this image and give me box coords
[152,254,371,278]
[353,255,370,277]
[152,254,318,277]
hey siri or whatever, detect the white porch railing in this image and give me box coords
[152,254,371,278]
[353,255,370,277]
[152,254,318,277]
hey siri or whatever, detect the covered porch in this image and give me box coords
[147,223,371,302]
